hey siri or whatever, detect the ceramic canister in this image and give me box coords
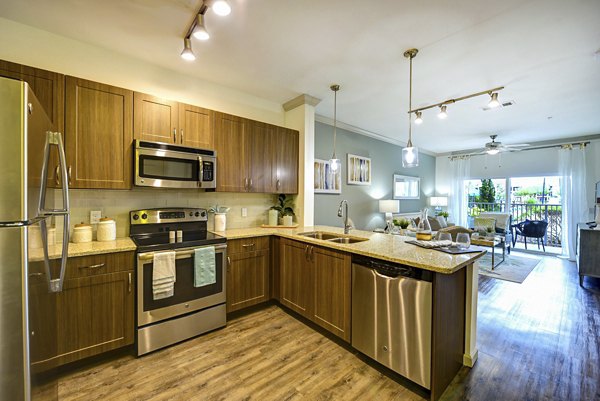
[97,217,117,241]
[72,222,93,243]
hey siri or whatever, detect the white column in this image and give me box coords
[463,263,479,367]
[283,94,320,227]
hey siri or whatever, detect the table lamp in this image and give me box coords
[429,196,448,212]
[379,200,400,233]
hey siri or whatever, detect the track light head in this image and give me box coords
[488,92,500,108]
[414,111,423,124]
[180,38,196,61]
[438,105,448,119]
[211,0,231,16]
[192,14,210,40]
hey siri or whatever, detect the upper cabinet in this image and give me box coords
[274,127,299,194]
[213,112,248,192]
[134,92,213,148]
[247,120,275,193]
[65,77,133,189]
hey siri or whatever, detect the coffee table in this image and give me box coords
[470,235,505,269]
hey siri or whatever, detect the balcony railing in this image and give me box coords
[468,201,562,247]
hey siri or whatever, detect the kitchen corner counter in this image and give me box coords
[214,225,485,274]
[29,238,136,262]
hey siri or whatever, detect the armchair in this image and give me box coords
[478,212,513,254]
[512,220,548,252]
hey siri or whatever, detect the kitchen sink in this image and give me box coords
[326,237,369,244]
[298,231,341,240]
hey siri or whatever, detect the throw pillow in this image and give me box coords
[436,216,448,228]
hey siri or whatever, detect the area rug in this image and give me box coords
[476,252,542,283]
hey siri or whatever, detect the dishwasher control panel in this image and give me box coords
[351,255,433,281]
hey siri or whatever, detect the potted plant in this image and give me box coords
[270,194,295,226]
[393,218,410,235]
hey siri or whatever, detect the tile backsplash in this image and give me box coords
[55,188,278,239]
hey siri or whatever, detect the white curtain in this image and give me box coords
[559,144,588,261]
[449,156,471,227]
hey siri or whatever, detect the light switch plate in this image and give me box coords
[241,207,247,217]
[90,210,102,224]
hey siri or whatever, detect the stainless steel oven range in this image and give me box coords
[130,208,227,355]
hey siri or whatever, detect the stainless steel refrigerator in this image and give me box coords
[0,77,70,400]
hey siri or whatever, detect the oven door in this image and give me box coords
[135,146,201,189]
[136,244,226,327]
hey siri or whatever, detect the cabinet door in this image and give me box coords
[312,247,351,342]
[65,77,133,189]
[247,121,274,193]
[56,270,134,366]
[280,240,312,317]
[275,127,299,194]
[133,92,178,144]
[179,103,213,149]
[214,112,247,192]
[227,249,270,312]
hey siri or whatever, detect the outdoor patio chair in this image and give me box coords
[512,220,549,252]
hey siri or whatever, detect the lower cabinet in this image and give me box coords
[55,252,134,366]
[280,239,351,342]
[226,237,270,313]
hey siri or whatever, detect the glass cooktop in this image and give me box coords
[131,230,226,252]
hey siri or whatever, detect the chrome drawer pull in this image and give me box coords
[241,243,255,248]
[78,263,105,269]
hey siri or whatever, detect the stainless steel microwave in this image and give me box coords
[134,140,216,189]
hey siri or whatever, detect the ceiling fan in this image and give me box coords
[479,135,529,155]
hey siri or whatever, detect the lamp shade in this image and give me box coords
[429,196,448,207]
[379,199,400,214]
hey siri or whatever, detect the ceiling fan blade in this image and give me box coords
[504,143,530,147]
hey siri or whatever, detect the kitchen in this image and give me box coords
[1,1,600,401]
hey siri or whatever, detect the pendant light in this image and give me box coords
[402,49,419,168]
[329,84,341,172]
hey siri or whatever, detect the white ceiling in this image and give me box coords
[1,0,599,154]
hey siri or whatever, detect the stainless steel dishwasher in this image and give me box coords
[352,255,433,389]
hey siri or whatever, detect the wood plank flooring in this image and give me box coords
[58,254,600,401]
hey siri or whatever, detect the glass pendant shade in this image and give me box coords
[402,146,419,168]
[329,158,340,172]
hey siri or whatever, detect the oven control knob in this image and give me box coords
[133,214,139,221]
[141,213,148,220]
[195,212,200,217]
[200,211,206,218]
[189,212,193,217]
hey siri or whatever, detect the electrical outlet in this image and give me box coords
[241,207,247,217]
[90,210,102,224]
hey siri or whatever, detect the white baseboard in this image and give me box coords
[463,349,479,367]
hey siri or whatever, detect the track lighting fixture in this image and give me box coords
[437,105,448,119]
[180,38,196,61]
[192,14,209,40]
[329,84,341,173]
[402,48,419,168]
[414,111,423,124]
[211,0,231,16]
[488,92,500,108]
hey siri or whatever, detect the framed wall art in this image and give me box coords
[393,174,420,199]
[347,154,371,185]
[314,159,341,194]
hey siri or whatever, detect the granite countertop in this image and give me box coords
[28,238,136,262]
[214,225,485,274]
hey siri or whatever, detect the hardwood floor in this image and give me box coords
[58,254,600,401]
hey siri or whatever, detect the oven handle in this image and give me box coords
[138,244,227,262]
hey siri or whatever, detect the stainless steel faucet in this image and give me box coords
[337,200,351,234]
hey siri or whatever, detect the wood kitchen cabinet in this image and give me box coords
[226,237,270,313]
[280,239,313,317]
[214,112,248,192]
[55,252,135,366]
[273,127,299,194]
[65,77,133,189]
[134,92,213,148]
[247,120,275,193]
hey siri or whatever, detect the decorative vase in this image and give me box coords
[416,208,432,241]
[268,209,279,226]
[214,213,226,231]
[282,215,293,227]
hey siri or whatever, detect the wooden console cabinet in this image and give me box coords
[577,223,600,286]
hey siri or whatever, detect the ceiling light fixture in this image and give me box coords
[180,38,196,61]
[192,14,210,40]
[437,105,448,119]
[488,92,500,108]
[486,149,500,155]
[402,48,419,168]
[329,84,341,173]
[211,0,231,16]
[414,111,423,125]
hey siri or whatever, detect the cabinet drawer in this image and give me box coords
[64,251,135,280]
[227,236,270,254]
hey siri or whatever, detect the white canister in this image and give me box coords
[214,213,227,232]
[28,226,56,249]
[268,209,279,226]
[282,215,294,227]
[72,222,92,243]
[97,217,117,242]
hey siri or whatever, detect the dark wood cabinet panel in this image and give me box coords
[214,112,248,192]
[280,239,312,317]
[227,249,270,313]
[179,103,213,149]
[133,93,178,144]
[274,127,299,194]
[247,121,274,193]
[312,248,351,342]
[65,77,133,189]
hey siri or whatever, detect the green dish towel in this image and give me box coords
[194,246,216,287]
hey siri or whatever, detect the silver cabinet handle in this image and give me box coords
[276,179,281,190]
[227,256,231,266]
[67,165,72,185]
[55,165,60,186]
[78,263,105,269]
[241,243,255,248]
[29,272,44,277]
[309,246,314,262]
[244,178,248,191]
[249,178,253,190]
[305,245,309,261]
[173,128,177,142]
[128,272,132,293]
[180,129,184,144]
